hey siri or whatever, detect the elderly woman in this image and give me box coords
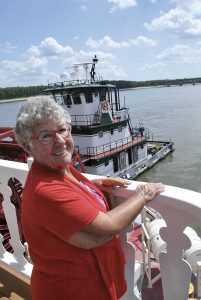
[15,96,165,300]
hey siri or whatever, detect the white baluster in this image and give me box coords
[149,187,201,300]
[1,178,27,265]
[159,218,192,300]
[0,160,29,266]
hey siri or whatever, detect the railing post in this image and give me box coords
[0,160,28,264]
[149,188,201,300]
[113,192,142,300]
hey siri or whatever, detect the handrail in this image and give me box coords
[78,135,145,158]
[70,111,129,126]
[71,114,101,126]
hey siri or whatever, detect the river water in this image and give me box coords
[120,85,201,193]
[1,84,201,193]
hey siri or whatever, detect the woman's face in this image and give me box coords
[27,121,74,171]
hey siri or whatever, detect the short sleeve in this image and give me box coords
[36,181,99,241]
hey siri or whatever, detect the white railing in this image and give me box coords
[0,158,201,299]
[0,159,31,283]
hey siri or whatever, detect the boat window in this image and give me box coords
[63,93,72,106]
[119,152,127,170]
[53,93,63,105]
[99,131,103,138]
[99,89,106,102]
[133,147,138,163]
[113,156,118,173]
[110,128,114,135]
[128,148,132,165]
[85,92,93,103]
[105,160,109,166]
[72,92,82,104]
[118,125,122,132]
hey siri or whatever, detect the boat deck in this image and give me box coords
[128,224,198,300]
[80,136,146,161]
[128,225,164,299]
[0,267,31,299]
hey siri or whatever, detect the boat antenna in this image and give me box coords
[90,55,98,83]
[65,55,98,82]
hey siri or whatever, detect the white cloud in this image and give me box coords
[108,0,137,13]
[157,44,201,63]
[145,3,201,38]
[174,0,201,15]
[100,61,128,79]
[139,62,166,71]
[86,36,129,49]
[1,56,48,78]
[86,35,156,49]
[26,37,73,58]
[0,42,17,53]
[63,50,115,66]
[1,60,27,75]
[0,57,54,87]
[0,37,76,87]
[62,51,126,80]
[185,19,201,36]
[130,36,157,46]
[145,8,189,31]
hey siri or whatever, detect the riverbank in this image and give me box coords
[119,82,201,91]
[0,97,27,103]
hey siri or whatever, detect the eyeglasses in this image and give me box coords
[31,123,72,145]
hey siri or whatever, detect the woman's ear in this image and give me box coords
[23,143,33,156]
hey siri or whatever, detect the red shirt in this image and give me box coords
[22,162,126,299]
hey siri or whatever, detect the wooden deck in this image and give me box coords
[0,268,30,300]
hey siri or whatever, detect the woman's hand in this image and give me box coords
[68,181,165,249]
[135,183,165,205]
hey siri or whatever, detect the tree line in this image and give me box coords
[0,85,48,100]
[0,77,201,100]
[111,77,201,89]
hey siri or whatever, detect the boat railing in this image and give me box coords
[147,133,172,143]
[70,111,129,127]
[112,109,130,121]
[0,159,201,299]
[71,114,101,126]
[48,79,92,88]
[47,76,107,88]
[78,134,145,158]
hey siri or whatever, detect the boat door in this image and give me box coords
[119,151,127,170]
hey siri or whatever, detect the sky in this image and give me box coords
[1,0,201,87]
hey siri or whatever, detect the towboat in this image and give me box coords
[0,56,174,178]
[42,55,174,179]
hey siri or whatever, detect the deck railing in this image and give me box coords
[70,110,129,126]
[78,135,145,158]
[0,158,201,299]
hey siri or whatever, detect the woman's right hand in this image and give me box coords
[135,183,165,204]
